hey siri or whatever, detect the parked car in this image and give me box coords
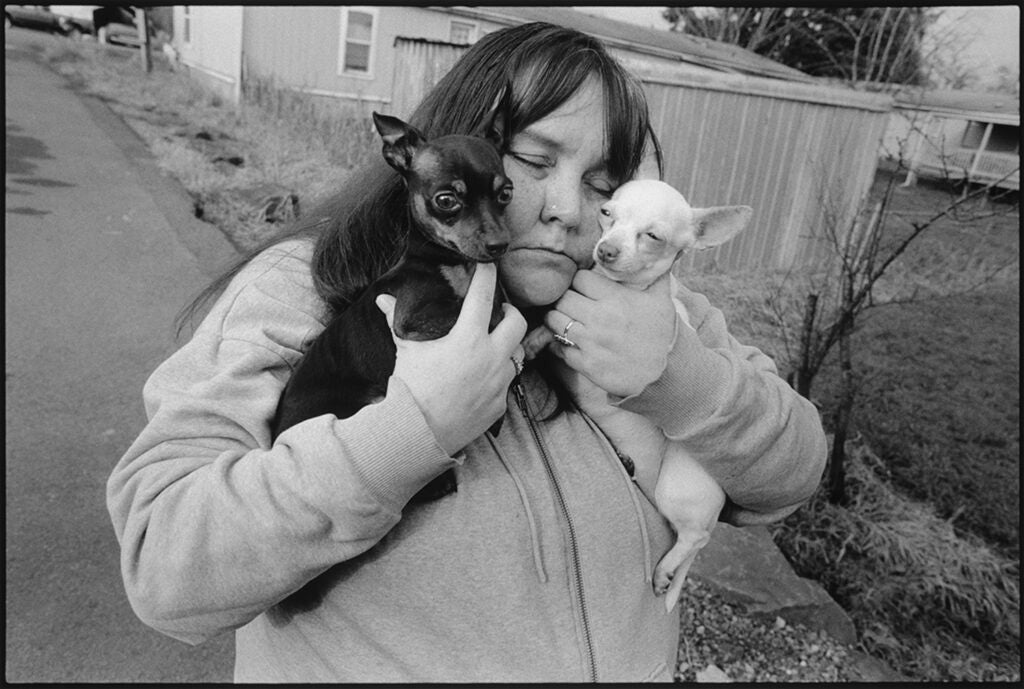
[5,5,62,33]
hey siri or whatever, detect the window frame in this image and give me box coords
[337,6,379,79]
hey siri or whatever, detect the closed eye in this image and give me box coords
[509,152,553,170]
[644,232,664,243]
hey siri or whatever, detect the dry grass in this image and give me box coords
[38,35,375,252]
[771,438,1020,681]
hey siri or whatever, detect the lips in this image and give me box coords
[498,247,580,307]
[503,247,579,271]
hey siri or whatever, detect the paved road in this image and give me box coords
[5,28,237,682]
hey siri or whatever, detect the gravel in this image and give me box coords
[674,577,859,682]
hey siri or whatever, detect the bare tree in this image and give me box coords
[767,138,1018,503]
[664,6,957,87]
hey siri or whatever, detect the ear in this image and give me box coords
[690,205,753,250]
[475,83,512,150]
[372,111,426,174]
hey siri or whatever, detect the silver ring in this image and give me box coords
[554,319,578,347]
[511,356,524,377]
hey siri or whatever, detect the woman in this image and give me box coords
[108,23,826,682]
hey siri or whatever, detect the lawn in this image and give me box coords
[35,32,1020,681]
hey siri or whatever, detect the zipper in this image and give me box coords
[512,378,598,682]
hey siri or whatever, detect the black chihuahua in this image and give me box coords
[271,110,514,501]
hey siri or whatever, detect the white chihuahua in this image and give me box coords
[526,179,752,611]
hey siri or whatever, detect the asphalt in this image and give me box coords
[5,29,236,682]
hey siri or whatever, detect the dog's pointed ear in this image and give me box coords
[372,111,426,174]
[690,205,753,250]
[475,83,512,150]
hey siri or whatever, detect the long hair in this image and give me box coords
[175,22,662,335]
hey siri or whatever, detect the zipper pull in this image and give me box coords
[512,376,528,415]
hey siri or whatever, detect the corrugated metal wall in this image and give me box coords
[391,40,892,272]
[643,73,891,272]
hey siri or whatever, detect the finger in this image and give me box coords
[543,309,583,343]
[554,287,591,321]
[375,294,397,332]
[491,302,527,352]
[452,262,497,334]
[546,336,582,369]
[571,269,619,299]
[509,344,526,378]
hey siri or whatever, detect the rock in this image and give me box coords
[689,523,858,646]
[696,664,732,683]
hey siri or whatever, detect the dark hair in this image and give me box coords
[176,22,662,334]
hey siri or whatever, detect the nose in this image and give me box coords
[485,241,509,257]
[596,243,618,263]
[541,174,583,230]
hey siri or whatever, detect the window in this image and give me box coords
[986,124,1020,154]
[339,7,377,77]
[182,5,190,44]
[450,20,476,45]
[961,121,1020,154]
[960,121,987,149]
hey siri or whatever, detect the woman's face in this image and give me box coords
[497,79,615,308]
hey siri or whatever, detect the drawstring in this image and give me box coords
[485,432,548,584]
[579,411,654,584]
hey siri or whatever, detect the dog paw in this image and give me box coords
[522,326,553,361]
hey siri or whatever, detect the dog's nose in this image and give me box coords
[485,241,509,257]
[596,243,619,263]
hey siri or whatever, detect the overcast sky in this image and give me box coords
[575,5,1020,86]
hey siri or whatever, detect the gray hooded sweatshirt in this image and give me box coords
[107,240,827,682]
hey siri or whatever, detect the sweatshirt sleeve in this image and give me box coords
[106,241,456,645]
[616,283,827,526]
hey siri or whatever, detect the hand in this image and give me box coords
[376,263,527,455]
[545,270,677,397]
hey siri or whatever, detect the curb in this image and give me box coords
[73,77,242,278]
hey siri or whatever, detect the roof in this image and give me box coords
[441,6,818,83]
[892,88,1020,125]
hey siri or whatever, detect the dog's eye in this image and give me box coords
[496,185,514,205]
[599,207,611,217]
[433,192,461,212]
[644,232,664,243]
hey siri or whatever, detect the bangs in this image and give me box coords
[509,41,661,184]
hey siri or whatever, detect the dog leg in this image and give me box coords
[652,445,726,611]
[522,325,554,361]
[654,527,712,612]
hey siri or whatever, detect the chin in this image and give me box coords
[499,251,576,307]
[503,275,574,308]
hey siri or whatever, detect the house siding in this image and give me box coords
[173,5,243,102]
[171,5,893,272]
[642,73,890,271]
[240,6,508,112]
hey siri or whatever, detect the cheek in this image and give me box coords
[503,171,539,237]
[568,202,604,262]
